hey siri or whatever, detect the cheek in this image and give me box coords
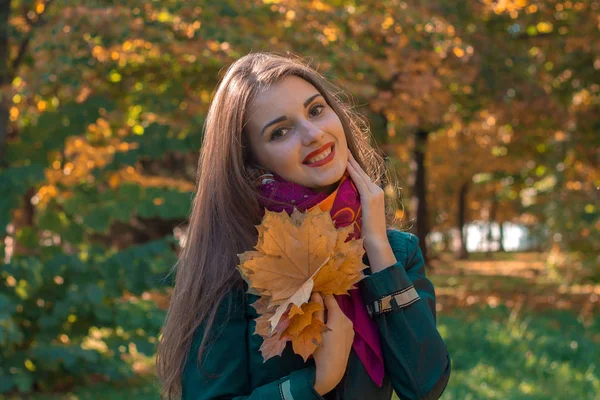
[323,112,345,136]
[266,142,302,170]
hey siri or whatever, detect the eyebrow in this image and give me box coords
[260,93,323,136]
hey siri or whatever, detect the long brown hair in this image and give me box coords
[156,52,401,399]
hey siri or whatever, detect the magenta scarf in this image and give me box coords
[256,169,385,387]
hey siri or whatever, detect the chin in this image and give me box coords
[308,164,346,191]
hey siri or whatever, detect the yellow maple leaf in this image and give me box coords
[238,207,366,362]
[288,304,305,319]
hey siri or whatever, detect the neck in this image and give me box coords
[311,180,339,195]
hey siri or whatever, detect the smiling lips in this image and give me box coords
[303,142,335,165]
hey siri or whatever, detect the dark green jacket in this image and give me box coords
[183,230,451,399]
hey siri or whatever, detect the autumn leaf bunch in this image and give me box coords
[236,207,367,362]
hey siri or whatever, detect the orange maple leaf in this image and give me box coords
[284,301,325,336]
[290,317,328,362]
[237,207,366,362]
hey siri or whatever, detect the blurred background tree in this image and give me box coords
[0,0,598,398]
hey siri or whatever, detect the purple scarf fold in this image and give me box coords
[256,169,385,387]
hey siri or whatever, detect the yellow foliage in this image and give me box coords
[38,137,154,206]
[311,0,331,11]
[453,47,465,58]
[206,40,221,52]
[107,167,194,192]
[323,26,338,42]
[9,107,19,121]
[24,359,36,372]
[537,22,553,33]
[109,71,122,82]
[382,17,394,30]
[526,4,537,13]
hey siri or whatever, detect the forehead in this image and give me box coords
[247,76,320,121]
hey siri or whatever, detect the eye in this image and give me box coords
[270,127,291,141]
[309,104,325,117]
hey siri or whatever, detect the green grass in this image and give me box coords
[14,305,598,400]
[433,305,600,400]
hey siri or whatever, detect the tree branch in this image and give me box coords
[8,0,54,80]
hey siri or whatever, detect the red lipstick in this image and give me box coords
[302,142,334,164]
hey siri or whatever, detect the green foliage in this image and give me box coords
[107,122,202,170]
[5,97,117,165]
[0,239,175,393]
[0,165,45,233]
[1,0,202,391]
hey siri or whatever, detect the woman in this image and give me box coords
[156,52,451,400]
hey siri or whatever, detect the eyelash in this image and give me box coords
[270,104,326,141]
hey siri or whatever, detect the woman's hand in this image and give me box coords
[311,293,354,395]
[346,151,388,250]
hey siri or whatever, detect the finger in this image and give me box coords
[347,161,371,196]
[348,152,369,181]
[323,295,342,324]
[312,292,325,323]
[348,153,378,192]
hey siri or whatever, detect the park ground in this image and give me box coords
[7,251,600,400]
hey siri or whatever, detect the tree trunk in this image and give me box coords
[457,181,469,259]
[11,188,36,256]
[0,93,8,166]
[412,129,430,265]
[1,0,52,259]
[0,0,11,165]
[442,231,451,252]
[499,222,505,252]
[486,195,498,258]
[0,0,11,262]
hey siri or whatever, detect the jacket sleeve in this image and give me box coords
[182,289,326,400]
[358,231,451,400]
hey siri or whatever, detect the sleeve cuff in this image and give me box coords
[358,262,420,318]
[280,364,325,400]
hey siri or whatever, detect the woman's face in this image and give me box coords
[245,76,348,194]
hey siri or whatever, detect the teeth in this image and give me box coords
[306,147,332,164]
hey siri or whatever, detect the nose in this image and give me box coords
[299,119,325,146]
